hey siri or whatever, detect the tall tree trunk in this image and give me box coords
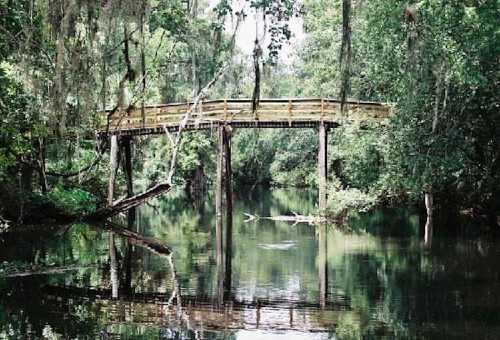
[101,38,107,111]
[251,8,263,115]
[20,160,33,194]
[120,23,134,108]
[252,40,262,114]
[37,138,48,193]
[140,0,146,127]
[425,64,445,217]
[425,191,433,218]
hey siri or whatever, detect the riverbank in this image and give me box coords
[0,183,98,226]
[2,183,498,235]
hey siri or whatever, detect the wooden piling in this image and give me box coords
[216,125,224,270]
[216,124,233,301]
[318,122,328,214]
[223,126,233,229]
[223,126,232,297]
[216,124,232,235]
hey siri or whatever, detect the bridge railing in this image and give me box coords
[98,98,390,133]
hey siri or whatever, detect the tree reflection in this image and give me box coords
[3,190,500,338]
[424,215,433,247]
[318,223,328,308]
[108,233,119,299]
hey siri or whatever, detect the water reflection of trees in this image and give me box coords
[2,192,500,338]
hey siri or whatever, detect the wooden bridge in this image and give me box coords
[101,98,390,219]
[99,98,389,136]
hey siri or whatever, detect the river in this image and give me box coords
[1,187,499,339]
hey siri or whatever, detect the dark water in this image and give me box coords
[1,188,500,339]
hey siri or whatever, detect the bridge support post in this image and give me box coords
[223,125,232,299]
[223,125,233,231]
[216,126,224,263]
[216,124,232,233]
[318,122,328,215]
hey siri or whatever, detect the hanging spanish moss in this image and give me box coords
[251,38,262,114]
[251,6,264,115]
[338,0,352,115]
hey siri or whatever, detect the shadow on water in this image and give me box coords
[2,188,500,339]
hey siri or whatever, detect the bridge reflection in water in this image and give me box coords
[5,190,498,338]
[54,219,346,335]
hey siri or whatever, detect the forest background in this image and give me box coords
[0,0,498,225]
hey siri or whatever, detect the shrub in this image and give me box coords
[327,178,378,218]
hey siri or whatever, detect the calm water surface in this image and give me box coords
[1,188,500,339]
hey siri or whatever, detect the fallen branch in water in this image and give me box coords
[86,183,172,221]
[244,212,325,225]
[2,265,94,278]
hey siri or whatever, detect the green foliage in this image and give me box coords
[0,65,40,179]
[269,129,318,186]
[329,126,384,191]
[136,131,215,190]
[232,129,318,187]
[326,178,377,218]
[0,0,34,61]
[298,0,500,213]
[299,0,343,96]
[0,0,498,222]
[45,185,97,215]
[149,1,188,37]
[176,131,215,183]
[232,129,276,185]
[357,0,500,201]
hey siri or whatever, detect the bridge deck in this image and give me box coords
[99,98,390,136]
